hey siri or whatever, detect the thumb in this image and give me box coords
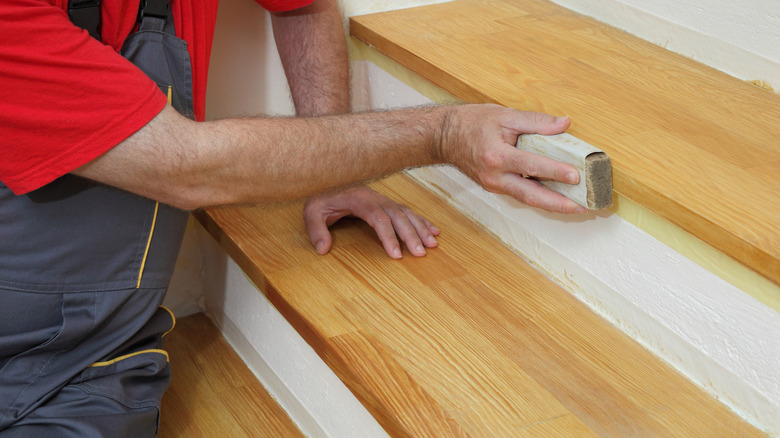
[303,210,334,255]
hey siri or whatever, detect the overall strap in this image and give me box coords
[67,0,173,40]
[137,0,173,33]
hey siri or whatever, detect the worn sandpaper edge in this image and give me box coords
[585,152,613,210]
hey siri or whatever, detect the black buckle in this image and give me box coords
[137,0,170,23]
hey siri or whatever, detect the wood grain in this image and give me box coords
[350,0,780,286]
[159,313,304,438]
[196,173,765,437]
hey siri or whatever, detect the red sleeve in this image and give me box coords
[0,0,167,195]
[255,0,315,12]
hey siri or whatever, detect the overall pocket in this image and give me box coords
[121,28,195,120]
[0,288,171,431]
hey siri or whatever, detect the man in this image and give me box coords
[0,0,584,436]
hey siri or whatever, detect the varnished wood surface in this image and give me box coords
[197,174,764,437]
[350,0,780,286]
[159,313,304,438]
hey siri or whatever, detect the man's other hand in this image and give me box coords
[303,186,440,259]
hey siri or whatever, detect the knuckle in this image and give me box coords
[482,150,505,169]
[371,213,393,228]
[532,111,548,124]
[525,160,540,177]
[516,152,539,177]
[480,174,502,193]
[391,210,411,224]
[303,196,321,210]
[519,190,541,208]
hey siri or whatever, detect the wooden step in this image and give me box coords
[196,173,765,437]
[159,313,304,437]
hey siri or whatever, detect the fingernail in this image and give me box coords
[416,244,426,254]
[393,248,403,259]
[556,116,570,123]
[568,171,580,184]
[427,236,438,246]
[315,241,326,254]
[576,206,588,214]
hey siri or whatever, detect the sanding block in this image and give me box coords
[516,133,613,210]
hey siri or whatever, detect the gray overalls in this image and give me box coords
[0,2,194,436]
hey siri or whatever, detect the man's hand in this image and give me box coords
[442,104,587,214]
[303,187,440,259]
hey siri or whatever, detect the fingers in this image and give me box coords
[499,173,588,214]
[373,205,439,259]
[477,145,586,211]
[498,111,577,183]
[303,187,440,259]
[303,201,335,255]
[502,149,579,184]
[505,112,571,136]
[491,150,588,214]
[371,210,412,259]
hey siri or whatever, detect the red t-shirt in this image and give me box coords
[0,0,313,195]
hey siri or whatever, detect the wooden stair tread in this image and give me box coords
[349,0,780,286]
[159,313,304,438]
[197,174,764,437]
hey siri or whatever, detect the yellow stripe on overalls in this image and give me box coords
[89,349,170,367]
[136,86,171,288]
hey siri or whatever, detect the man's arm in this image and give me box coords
[271,0,443,258]
[74,103,583,213]
[270,0,349,116]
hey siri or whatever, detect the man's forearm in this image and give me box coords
[76,104,445,210]
[199,107,445,206]
[271,0,349,116]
